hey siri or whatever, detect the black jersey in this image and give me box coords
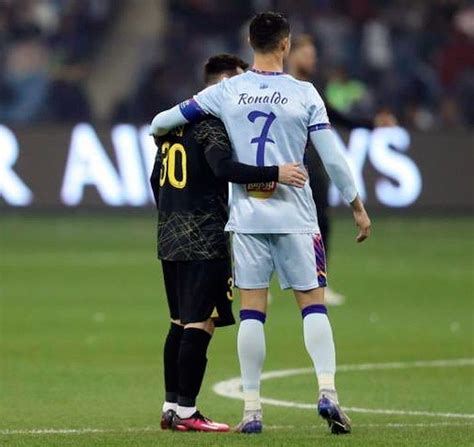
[151,117,278,261]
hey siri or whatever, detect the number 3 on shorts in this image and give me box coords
[227,277,234,301]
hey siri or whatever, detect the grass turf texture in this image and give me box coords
[1,215,473,447]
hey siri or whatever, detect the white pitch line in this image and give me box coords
[267,422,474,429]
[0,427,161,436]
[2,359,473,437]
[212,358,474,419]
[1,422,473,436]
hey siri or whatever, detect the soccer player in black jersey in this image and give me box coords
[150,54,307,432]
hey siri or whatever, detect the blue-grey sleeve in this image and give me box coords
[309,128,358,203]
[150,81,226,136]
[307,84,330,130]
[193,81,225,117]
[149,99,208,136]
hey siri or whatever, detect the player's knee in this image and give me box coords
[295,287,325,309]
[204,318,215,335]
[185,319,215,335]
[239,289,268,313]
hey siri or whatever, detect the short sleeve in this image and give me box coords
[307,84,331,133]
[193,81,225,117]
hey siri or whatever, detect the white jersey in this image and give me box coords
[193,69,330,234]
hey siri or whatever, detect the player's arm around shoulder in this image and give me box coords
[195,118,306,187]
[194,117,238,180]
[149,82,223,137]
[150,104,189,137]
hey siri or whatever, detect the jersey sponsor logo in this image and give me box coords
[238,91,288,105]
[245,181,276,199]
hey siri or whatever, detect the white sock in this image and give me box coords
[177,405,196,419]
[162,401,177,412]
[237,318,266,412]
[303,312,337,397]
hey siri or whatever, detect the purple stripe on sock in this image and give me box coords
[240,309,266,324]
[301,304,327,318]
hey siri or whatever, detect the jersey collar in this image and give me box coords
[251,68,286,76]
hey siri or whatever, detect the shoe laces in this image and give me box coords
[193,411,211,422]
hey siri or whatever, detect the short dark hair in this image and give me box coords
[204,54,249,84]
[249,12,290,53]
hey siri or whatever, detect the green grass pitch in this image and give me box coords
[1,214,473,447]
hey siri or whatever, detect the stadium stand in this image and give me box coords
[0,0,122,123]
[1,0,473,128]
[120,0,474,129]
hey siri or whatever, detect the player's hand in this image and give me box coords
[374,109,398,127]
[350,196,371,243]
[278,163,307,188]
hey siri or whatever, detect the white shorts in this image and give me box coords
[232,233,327,291]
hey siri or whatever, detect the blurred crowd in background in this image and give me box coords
[1,0,473,130]
[0,0,119,123]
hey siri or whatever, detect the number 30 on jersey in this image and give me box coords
[159,142,187,189]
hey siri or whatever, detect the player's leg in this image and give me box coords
[232,233,273,434]
[295,288,337,398]
[235,289,268,434]
[274,233,351,434]
[172,259,233,432]
[176,319,214,419]
[295,288,351,433]
[160,261,184,429]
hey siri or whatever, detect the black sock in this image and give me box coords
[163,323,184,403]
[177,328,212,408]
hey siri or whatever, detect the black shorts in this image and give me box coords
[161,258,235,328]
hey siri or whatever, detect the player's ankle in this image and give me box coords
[243,389,262,413]
[162,401,177,412]
[177,405,197,419]
[319,388,339,403]
[244,409,262,419]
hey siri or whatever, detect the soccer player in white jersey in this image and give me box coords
[150,11,371,435]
